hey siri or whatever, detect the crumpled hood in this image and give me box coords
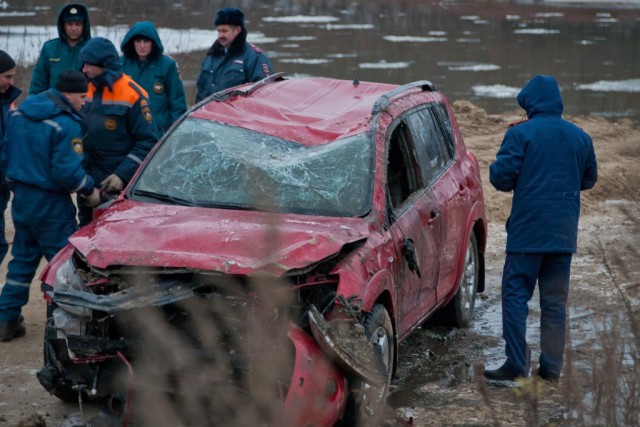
[18,90,79,122]
[70,199,369,276]
[516,74,563,118]
[121,21,164,60]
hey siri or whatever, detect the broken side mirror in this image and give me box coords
[402,238,421,278]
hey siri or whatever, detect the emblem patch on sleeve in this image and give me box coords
[141,105,153,123]
[104,118,117,131]
[153,81,164,94]
[71,138,83,154]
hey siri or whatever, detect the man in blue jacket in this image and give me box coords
[0,70,100,341]
[0,50,20,270]
[121,21,187,135]
[484,75,598,383]
[29,3,92,95]
[195,7,273,102]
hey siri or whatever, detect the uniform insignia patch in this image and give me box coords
[249,43,263,53]
[140,99,149,108]
[262,63,271,76]
[142,106,153,124]
[153,81,164,94]
[104,118,117,131]
[70,7,78,14]
[71,138,83,154]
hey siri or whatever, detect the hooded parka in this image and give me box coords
[120,21,187,134]
[29,3,91,95]
[489,75,598,253]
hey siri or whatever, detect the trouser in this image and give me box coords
[0,182,10,264]
[501,252,572,377]
[0,185,78,322]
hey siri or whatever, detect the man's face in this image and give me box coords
[82,63,105,79]
[133,37,153,60]
[64,21,84,44]
[65,92,87,110]
[0,68,16,94]
[216,25,241,49]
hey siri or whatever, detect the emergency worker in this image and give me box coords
[195,7,273,102]
[0,50,20,269]
[29,3,92,95]
[0,70,100,342]
[484,75,597,383]
[121,21,187,135]
[79,37,159,226]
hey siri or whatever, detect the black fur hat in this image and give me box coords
[214,7,245,28]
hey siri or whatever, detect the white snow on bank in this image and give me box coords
[359,60,411,69]
[262,15,339,23]
[0,25,275,65]
[326,24,375,30]
[472,84,520,98]
[384,35,447,43]
[576,79,640,92]
[278,58,331,65]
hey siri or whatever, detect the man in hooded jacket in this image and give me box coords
[0,70,100,341]
[121,21,187,135]
[29,3,92,95]
[484,75,598,383]
[79,37,159,226]
[195,7,273,102]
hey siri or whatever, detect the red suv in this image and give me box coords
[38,74,487,426]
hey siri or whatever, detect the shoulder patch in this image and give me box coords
[249,43,263,53]
[508,119,528,128]
[71,138,83,155]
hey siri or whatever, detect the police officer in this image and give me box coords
[29,3,92,95]
[121,21,187,135]
[484,75,598,383]
[0,50,20,269]
[195,7,273,102]
[0,70,100,342]
[79,37,159,225]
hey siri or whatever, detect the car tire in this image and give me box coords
[338,304,395,427]
[432,233,479,328]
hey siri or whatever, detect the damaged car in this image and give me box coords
[37,74,487,426]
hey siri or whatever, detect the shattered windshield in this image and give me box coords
[130,117,374,216]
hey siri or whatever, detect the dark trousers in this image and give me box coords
[0,185,77,322]
[501,252,572,377]
[0,183,9,264]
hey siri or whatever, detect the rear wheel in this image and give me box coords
[339,304,395,427]
[434,233,479,327]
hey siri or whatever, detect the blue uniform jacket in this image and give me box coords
[0,86,23,182]
[489,75,598,253]
[195,28,273,102]
[121,21,187,134]
[3,89,95,196]
[29,3,92,95]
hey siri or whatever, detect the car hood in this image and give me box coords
[70,199,370,276]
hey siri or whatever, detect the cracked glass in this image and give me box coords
[131,117,374,216]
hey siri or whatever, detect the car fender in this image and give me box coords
[38,244,75,287]
[359,269,396,317]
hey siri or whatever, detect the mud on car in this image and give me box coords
[37,74,487,426]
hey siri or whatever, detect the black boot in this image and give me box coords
[483,364,520,381]
[0,317,26,342]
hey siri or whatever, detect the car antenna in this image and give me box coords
[353,78,360,87]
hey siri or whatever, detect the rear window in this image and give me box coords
[130,117,374,217]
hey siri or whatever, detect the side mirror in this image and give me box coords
[402,238,421,278]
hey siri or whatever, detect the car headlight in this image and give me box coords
[53,259,92,319]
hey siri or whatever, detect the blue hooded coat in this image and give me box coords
[29,3,92,95]
[121,21,187,134]
[489,75,598,253]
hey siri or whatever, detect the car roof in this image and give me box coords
[190,77,402,146]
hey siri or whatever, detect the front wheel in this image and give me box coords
[338,304,395,427]
[433,233,479,327]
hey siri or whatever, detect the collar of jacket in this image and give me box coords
[206,27,247,57]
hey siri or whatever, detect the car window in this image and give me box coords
[386,120,422,211]
[130,117,374,217]
[406,104,455,185]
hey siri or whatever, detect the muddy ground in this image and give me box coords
[0,103,638,426]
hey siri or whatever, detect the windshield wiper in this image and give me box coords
[131,189,197,207]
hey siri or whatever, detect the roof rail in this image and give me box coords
[372,80,436,114]
[210,72,287,102]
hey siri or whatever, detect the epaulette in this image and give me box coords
[508,119,528,128]
[249,43,263,53]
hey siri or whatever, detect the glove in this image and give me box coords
[100,174,125,193]
[84,188,102,208]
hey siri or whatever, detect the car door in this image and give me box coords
[386,119,442,338]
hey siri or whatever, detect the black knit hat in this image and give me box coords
[214,7,245,28]
[0,50,16,74]
[62,5,86,22]
[56,70,88,93]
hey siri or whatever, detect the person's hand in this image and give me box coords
[100,174,125,193]
[84,188,101,207]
